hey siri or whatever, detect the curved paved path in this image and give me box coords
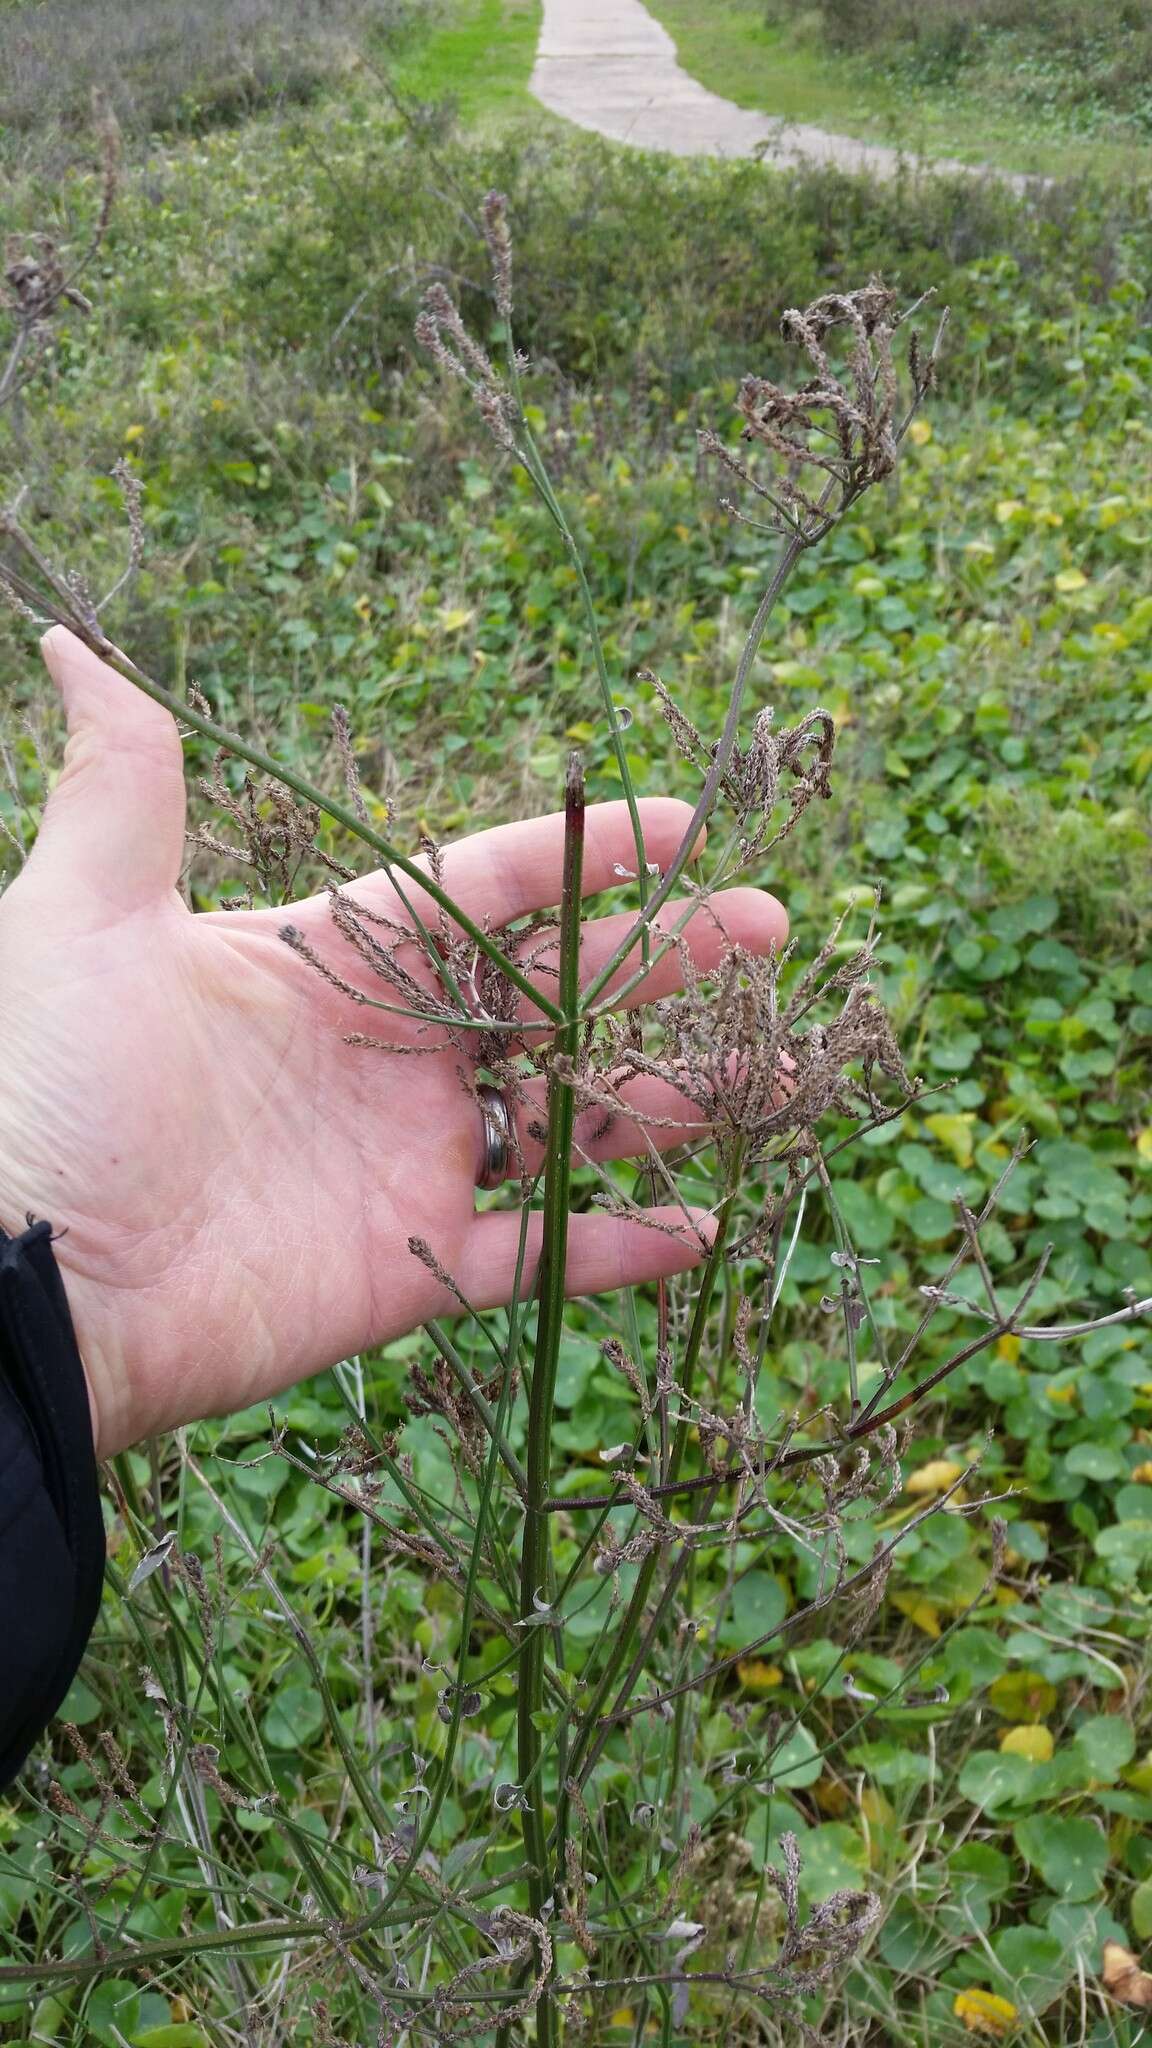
[530,0,1035,187]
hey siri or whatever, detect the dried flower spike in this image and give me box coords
[701,279,945,543]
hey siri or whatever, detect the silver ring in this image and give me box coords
[476,1084,513,1190]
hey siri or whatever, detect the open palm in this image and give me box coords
[0,630,786,1456]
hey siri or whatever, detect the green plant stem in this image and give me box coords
[505,342,651,959]
[580,531,805,1011]
[513,750,584,2048]
[426,1316,529,1496]
[340,1211,536,1952]
[556,1156,742,1851]
[669,1141,745,1480]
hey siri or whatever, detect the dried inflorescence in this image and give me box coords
[414,188,522,456]
[644,677,835,860]
[567,912,912,1213]
[414,280,519,453]
[700,278,945,542]
[1,108,120,413]
[280,856,561,1109]
[405,1350,514,1479]
[764,1831,882,1996]
[190,749,355,904]
[480,187,513,324]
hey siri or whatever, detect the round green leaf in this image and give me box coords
[768,1725,823,1791]
[878,1898,949,1973]
[1065,1442,1127,1481]
[261,1683,325,1750]
[949,1841,1013,1902]
[57,1677,100,1727]
[1014,1814,1108,1900]
[1044,1898,1128,1962]
[1073,1715,1135,1780]
[718,1570,788,1651]
[958,1749,1046,1814]
[553,1335,599,1407]
[795,1822,868,1902]
[85,1981,141,2047]
[991,1924,1072,2004]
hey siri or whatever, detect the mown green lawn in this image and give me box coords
[1,6,1151,2044]
[391,0,542,128]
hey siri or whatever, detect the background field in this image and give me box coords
[1,2,1151,2043]
[648,0,1152,179]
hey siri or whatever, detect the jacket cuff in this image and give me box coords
[0,1219,105,1786]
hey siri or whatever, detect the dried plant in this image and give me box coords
[699,279,945,545]
[0,102,120,413]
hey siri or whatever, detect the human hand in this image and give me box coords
[0,629,787,1457]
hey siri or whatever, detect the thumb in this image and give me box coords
[30,627,187,910]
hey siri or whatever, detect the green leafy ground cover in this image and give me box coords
[1,8,1151,2044]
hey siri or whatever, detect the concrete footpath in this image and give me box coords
[529,0,1036,187]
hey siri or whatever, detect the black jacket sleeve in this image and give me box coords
[0,1220,105,1787]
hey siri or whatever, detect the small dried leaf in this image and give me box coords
[1102,1941,1152,2009]
[437,1688,483,1724]
[517,1587,557,1628]
[128,1534,175,1592]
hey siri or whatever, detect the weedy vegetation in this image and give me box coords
[0,0,411,144]
[647,0,1152,177]
[1,8,1151,2045]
